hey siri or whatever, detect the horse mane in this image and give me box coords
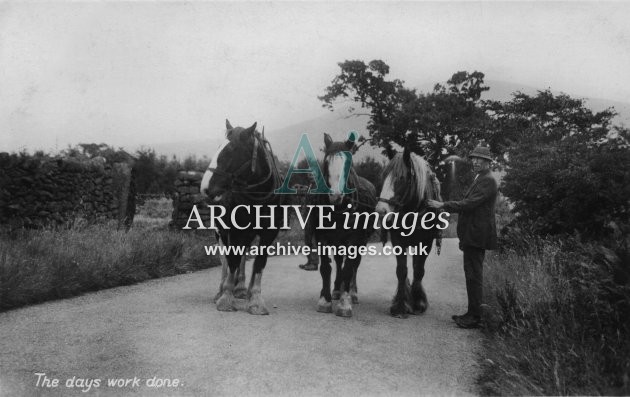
[382,152,431,202]
[226,126,263,142]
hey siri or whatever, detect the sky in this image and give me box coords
[1,1,629,154]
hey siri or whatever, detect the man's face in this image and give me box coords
[471,157,490,173]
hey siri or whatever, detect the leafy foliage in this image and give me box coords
[498,91,630,237]
[62,144,210,195]
[353,156,384,194]
[485,90,616,152]
[62,143,134,164]
[319,60,493,174]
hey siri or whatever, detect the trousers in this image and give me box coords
[462,245,485,317]
[304,206,319,266]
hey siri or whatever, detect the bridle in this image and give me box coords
[207,132,281,203]
[377,169,435,213]
[321,150,383,212]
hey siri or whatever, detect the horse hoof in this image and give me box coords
[317,297,332,313]
[413,301,428,314]
[391,311,409,319]
[216,293,236,312]
[247,304,269,315]
[332,290,341,300]
[213,291,222,304]
[390,302,413,318]
[335,306,353,317]
[334,293,353,317]
[247,294,269,315]
[234,287,248,300]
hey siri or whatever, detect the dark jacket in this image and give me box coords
[443,169,497,250]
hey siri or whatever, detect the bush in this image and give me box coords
[502,135,630,237]
[496,91,630,238]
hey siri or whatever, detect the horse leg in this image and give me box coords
[216,255,239,312]
[335,256,358,317]
[317,254,333,313]
[390,253,412,318]
[332,254,343,300]
[350,256,361,304]
[246,253,270,315]
[213,250,229,303]
[233,255,248,299]
[411,239,433,314]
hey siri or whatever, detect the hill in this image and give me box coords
[147,81,630,162]
[150,108,379,163]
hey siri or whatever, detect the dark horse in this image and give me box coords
[313,133,377,317]
[375,148,443,318]
[200,119,285,315]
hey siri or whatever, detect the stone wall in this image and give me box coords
[0,153,135,229]
[170,171,208,229]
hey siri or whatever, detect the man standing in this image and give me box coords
[298,209,319,271]
[297,178,319,271]
[427,143,497,329]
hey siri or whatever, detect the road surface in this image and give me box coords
[0,239,481,396]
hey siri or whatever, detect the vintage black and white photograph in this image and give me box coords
[1,1,629,396]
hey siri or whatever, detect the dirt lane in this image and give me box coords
[0,239,480,396]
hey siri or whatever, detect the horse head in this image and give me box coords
[376,147,434,214]
[322,132,358,205]
[200,119,268,203]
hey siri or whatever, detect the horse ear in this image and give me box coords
[226,119,233,131]
[243,122,257,137]
[345,131,358,152]
[403,147,411,167]
[324,133,333,149]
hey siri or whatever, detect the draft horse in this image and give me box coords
[200,119,285,315]
[314,133,377,317]
[375,148,443,318]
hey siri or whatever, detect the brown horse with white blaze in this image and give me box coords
[313,132,377,317]
[200,119,286,315]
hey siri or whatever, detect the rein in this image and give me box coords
[379,170,442,214]
[378,196,431,217]
[377,196,401,207]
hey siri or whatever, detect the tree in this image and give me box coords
[498,90,628,237]
[485,90,616,153]
[354,156,384,194]
[319,60,494,174]
[134,148,160,194]
[62,143,134,163]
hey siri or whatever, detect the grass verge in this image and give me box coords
[479,234,630,395]
[0,221,219,312]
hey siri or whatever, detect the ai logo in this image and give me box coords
[274,132,357,194]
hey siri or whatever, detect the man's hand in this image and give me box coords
[426,199,444,209]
